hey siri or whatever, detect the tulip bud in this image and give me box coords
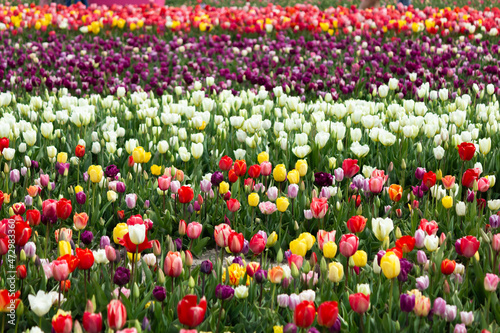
[294,221,299,231]
[276,249,283,263]
[320,257,327,274]
[16,301,24,316]
[395,227,402,239]
[416,143,422,153]
[291,263,300,278]
[188,276,195,288]
[302,260,311,273]
[158,269,165,284]
[382,237,390,250]
[480,228,490,243]
[20,250,26,262]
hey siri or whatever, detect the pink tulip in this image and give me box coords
[477,177,490,192]
[214,224,232,248]
[260,162,272,176]
[52,260,70,281]
[164,251,183,278]
[187,222,202,240]
[339,234,359,257]
[158,176,172,191]
[369,176,385,194]
[484,273,500,292]
[259,201,277,215]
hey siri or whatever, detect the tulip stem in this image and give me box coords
[58,281,62,310]
[486,292,491,323]
[345,257,349,288]
[389,278,394,319]
[45,223,50,259]
[270,283,276,312]
[214,186,219,220]
[216,299,224,333]
[359,313,364,333]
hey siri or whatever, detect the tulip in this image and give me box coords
[484,273,499,291]
[214,224,232,248]
[317,230,336,250]
[228,232,244,254]
[178,186,194,204]
[76,248,94,270]
[310,197,328,219]
[107,300,127,330]
[290,239,308,257]
[164,251,183,278]
[248,193,260,207]
[293,301,316,328]
[342,159,360,178]
[276,197,289,212]
[380,252,401,279]
[458,142,476,161]
[328,262,344,283]
[215,284,234,300]
[323,242,337,259]
[414,295,431,317]
[372,217,394,242]
[187,222,202,239]
[339,234,359,257]
[83,311,103,333]
[177,295,207,328]
[346,216,367,233]
[295,160,308,177]
[249,234,266,255]
[456,236,480,258]
[444,305,457,322]
[352,250,367,267]
[52,309,73,333]
[400,294,415,312]
[128,224,146,245]
[349,293,370,314]
[433,297,447,317]
[268,266,285,284]
[219,156,233,171]
[416,276,429,291]
[317,301,339,328]
[28,290,53,317]
[273,164,287,182]
[441,259,456,275]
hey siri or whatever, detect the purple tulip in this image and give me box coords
[81,231,93,245]
[397,258,413,282]
[116,182,126,193]
[400,294,415,312]
[211,172,224,187]
[76,191,87,205]
[100,236,111,249]
[334,168,344,182]
[415,167,426,180]
[284,323,298,333]
[200,260,213,274]
[215,284,234,300]
[416,275,429,291]
[152,286,167,302]
[105,165,120,178]
[489,215,500,228]
[114,267,131,286]
[433,297,447,317]
[315,172,333,187]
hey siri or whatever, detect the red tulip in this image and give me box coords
[342,159,360,178]
[0,289,20,312]
[76,248,94,270]
[52,259,70,281]
[83,312,103,333]
[441,259,456,275]
[75,145,85,158]
[52,309,73,333]
[16,265,27,279]
[14,219,32,246]
[42,199,58,220]
[228,231,244,254]
[226,198,241,212]
[118,233,153,254]
[228,169,238,183]
[419,219,439,236]
[293,300,316,328]
[422,171,436,188]
[462,168,480,188]
[395,235,416,253]
[233,160,247,177]
[0,137,9,154]
[0,233,8,256]
[387,246,403,259]
[179,219,187,235]
[12,203,26,215]
[317,301,339,328]
[339,234,359,257]
[219,155,233,171]
[26,209,41,226]
[458,235,480,258]
[346,215,367,233]
[349,194,362,207]
[178,186,194,204]
[128,155,134,167]
[310,197,328,219]
[349,293,370,314]
[288,254,304,270]
[457,142,476,161]
[177,295,207,328]
[58,254,79,273]
[214,224,232,247]
[56,198,72,220]
[164,251,183,277]
[249,233,266,255]
[107,299,127,330]
[248,164,261,178]
[246,262,260,277]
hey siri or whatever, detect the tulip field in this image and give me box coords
[3,1,500,333]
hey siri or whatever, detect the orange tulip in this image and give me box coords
[388,184,403,202]
[268,266,284,284]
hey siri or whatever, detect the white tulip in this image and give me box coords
[488,200,500,211]
[433,146,445,160]
[128,224,146,245]
[23,130,37,146]
[28,290,53,317]
[372,217,394,241]
[350,128,362,142]
[158,140,169,154]
[40,122,53,138]
[315,132,330,149]
[292,145,311,158]
[388,78,399,90]
[479,138,491,155]
[234,149,246,160]
[191,143,204,159]
[350,142,369,158]
[46,146,57,159]
[117,87,126,98]
[424,235,439,252]
[93,249,109,264]
[178,147,191,162]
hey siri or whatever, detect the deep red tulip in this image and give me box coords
[342,159,360,178]
[178,186,194,204]
[228,169,238,183]
[441,259,456,275]
[293,301,316,328]
[228,231,244,254]
[56,198,72,220]
[177,295,207,328]
[219,155,233,171]
[249,233,266,255]
[83,312,103,333]
[75,145,85,158]
[462,168,480,188]
[317,301,339,328]
[226,198,241,212]
[0,137,9,153]
[26,209,41,226]
[349,293,370,314]
[248,164,261,178]
[422,171,436,188]
[233,160,247,177]
[457,142,475,161]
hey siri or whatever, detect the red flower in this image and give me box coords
[462,168,480,188]
[58,254,80,273]
[387,246,403,259]
[317,301,339,328]
[458,235,480,258]
[342,159,360,178]
[310,197,328,219]
[56,198,72,220]
[177,295,207,328]
[248,164,261,178]
[118,233,153,254]
[233,160,247,177]
[178,186,194,204]
[219,155,233,171]
[128,156,134,167]
[422,171,436,188]
[226,198,240,212]
[107,300,127,330]
[249,233,266,255]
[52,309,72,333]
[419,219,439,235]
[12,203,26,215]
[16,265,27,279]
[0,289,20,312]
[14,219,32,246]
[288,254,304,270]
[26,209,41,226]
[0,233,8,256]
[339,234,359,257]
[395,235,416,253]
[228,231,244,254]
[0,137,9,154]
[457,142,476,161]
[126,214,144,226]
[83,312,103,333]
[294,300,316,328]
[0,190,3,207]
[441,259,456,275]
[42,199,58,220]
[117,210,125,220]
[349,194,362,207]
[76,248,94,270]
[75,145,85,158]
[228,169,238,183]
[346,215,367,233]
[349,293,370,314]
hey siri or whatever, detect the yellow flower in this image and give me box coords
[87,165,103,183]
[323,241,337,259]
[113,223,128,244]
[276,197,289,212]
[248,193,260,207]
[273,164,287,182]
[287,169,300,184]
[352,250,367,267]
[219,181,229,194]
[266,231,278,247]
[58,241,71,256]
[328,262,344,283]
[298,232,316,250]
[127,251,141,262]
[144,152,151,163]
[442,196,453,209]
[290,239,307,257]
[132,146,146,163]
[130,22,137,31]
[74,186,83,193]
[295,160,308,177]
[436,169,443,181]
[273,326,284,333]
[258,152,269,164]
[151,165,162,176]
[380,251,401,279]
[107,190,118,202]
[57,152,68,164]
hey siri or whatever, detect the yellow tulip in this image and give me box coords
[107,190,118,202]
[352,250,368,267]
[258,152,269,164]
[276,197,289,212]
[380,251,401,279]
[58,241,71,256]
[328,262,344,283]
[287,169,300,184]
[298,232,316,250]
[74,186,83,193]
[151,164,162,176]
[248,193,260,207]
[290,239,307,257]
[132,146,146,163]
[57,152,68,164]
[87,165,103,183]
[442,196,453,209]
[266,231,278,247]
[295,160,308,177]
[127,251,141,262]
[113,223,129,244]
[273,164,287,182]
[144,152,152,163]
[323,241,337,259]
[219,181,229,194]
